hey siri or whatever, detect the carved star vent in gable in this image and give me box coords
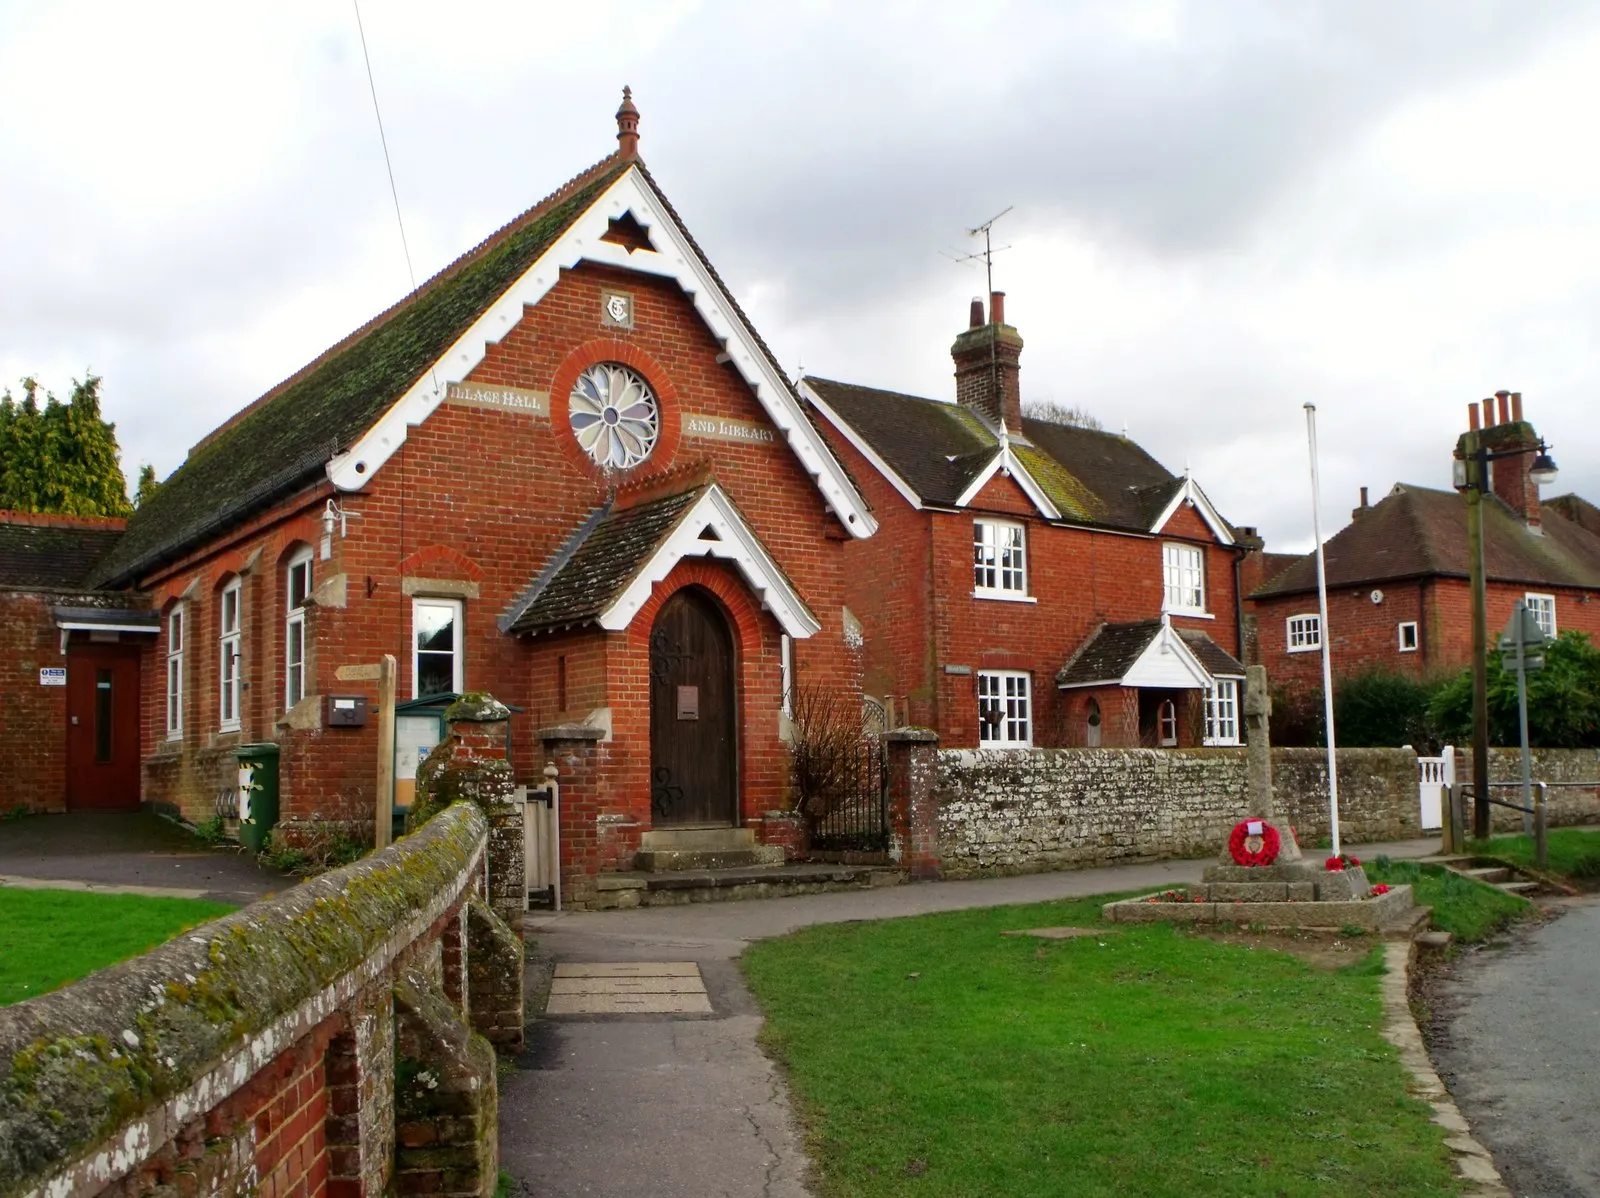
[697,524,721,541]
[600,210,657,254]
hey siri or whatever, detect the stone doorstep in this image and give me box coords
[634,846,784,872]
[583,862,900,909]
[638,827,757,851]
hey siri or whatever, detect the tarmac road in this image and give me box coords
[1431,898,1600,1198]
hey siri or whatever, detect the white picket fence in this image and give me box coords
[1416,745,1454,832]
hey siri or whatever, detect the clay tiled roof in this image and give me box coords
[89,156,632,589]
[1546,494,1600,539]
[1251,483,1600,599]
[0,516,125,590]
[805,377,1194,533]
[504,488,703,636]
[1179,630,1246,677]
[1055,621,1163,687]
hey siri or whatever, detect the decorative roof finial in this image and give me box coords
[616,86,640,160]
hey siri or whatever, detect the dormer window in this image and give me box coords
[974,519,1027,599]
[1162,543,1206,614]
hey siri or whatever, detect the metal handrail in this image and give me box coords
[1445,781,1550,868]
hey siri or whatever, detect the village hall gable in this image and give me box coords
[98,92,873,904]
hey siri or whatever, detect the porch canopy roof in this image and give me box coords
[1055,616,1244,690]
[501,482,820,640]
[52,605,160,635]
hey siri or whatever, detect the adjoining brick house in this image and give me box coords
[1248,400,1600,692]
[57,94,876,895]
[804,293,1246,750]
[0,511,153,813]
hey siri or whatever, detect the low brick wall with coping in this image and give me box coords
[0,800,524,1198]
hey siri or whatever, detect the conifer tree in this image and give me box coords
[0,374,133,516]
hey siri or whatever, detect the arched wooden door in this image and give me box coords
[649,588,737,825]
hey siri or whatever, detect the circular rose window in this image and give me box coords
[568,362,660,471]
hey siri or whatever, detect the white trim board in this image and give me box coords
[800,379,924,511]
[599,484,821,639]
[952,446,1062,520]
[325,166,876,540]
[1150,476,1235,545]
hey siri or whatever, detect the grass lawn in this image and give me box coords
[744,894,1462,1198]
[0,887,236,1006]
[1364,858,1532,943]
[1465,827,1600,884]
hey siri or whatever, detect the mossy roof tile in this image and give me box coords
[0,520,125,590]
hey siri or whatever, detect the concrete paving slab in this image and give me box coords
[549,976,707,995]
[553,961,699,977]
[543,992,714,1015]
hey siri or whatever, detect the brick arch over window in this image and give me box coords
[399,544,484,583]
[547,338,684,483]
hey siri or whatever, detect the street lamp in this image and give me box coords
[1452,401,1558,841]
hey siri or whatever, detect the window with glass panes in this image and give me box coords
[1162,543,1205,612]
[977,670,1031,747]
[1286,613,1321,652]
[413,598,463,697]
[1205,677,1240,745]
[973,520,1027,596]
[165,606,184,737]
[285,550,313,708]
[1525,593,1556,639]
[219,580,241,729]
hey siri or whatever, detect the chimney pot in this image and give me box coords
[1360,486,1369,508]
[1497,391,1511,424]
[969,297,985,329]
[1482,398,1495,428]
[989,290,1006,326]
[1468,403,1480,431]
[1511,391,1523,422]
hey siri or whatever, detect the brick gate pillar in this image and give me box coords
[885,728,940,880]
[438,695,524,925]
[538,724,606,908]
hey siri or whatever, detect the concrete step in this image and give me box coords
[638,827,756,851]
[588,863,903,909]
[1499,880,1541,896]
[1464,866,1513,884]
[634,846,783,872]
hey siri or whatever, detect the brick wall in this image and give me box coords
[0,802,521,1198]
[0,591,68,812]
[131,262,858,842]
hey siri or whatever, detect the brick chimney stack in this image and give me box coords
[951,291,1023,434]
[1467,390,1544,529]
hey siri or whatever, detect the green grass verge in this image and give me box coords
[743,896,1462,1198]
[0,888,236,1006]
[1465,828,1600,883]
[1365,859,1530,944]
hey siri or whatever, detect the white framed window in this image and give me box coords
[779,633,794,719]
[1398,622,1419,653]
[1158,699,1178,747]
[1204,678,1240,745]
[973,519,1028,598]
[413,597,464,697]
[1525,593,1556,639]
[219,580,241,730]
[1162,542,1205,614]
[1286,613,1321,653]
[977,670,1031,747]
[285,548,313,709]
[165,606,184,738]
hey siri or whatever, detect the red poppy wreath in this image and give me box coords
[1228,819,1281,867]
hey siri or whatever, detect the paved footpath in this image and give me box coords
[1432,896,1600,1198]
[502,837,1440,1197]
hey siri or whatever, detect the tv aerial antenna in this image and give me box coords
[941,205,1013,295]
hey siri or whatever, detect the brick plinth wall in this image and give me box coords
[539,724,607,906]
[0,803,523,1198]
[758,810,807,860]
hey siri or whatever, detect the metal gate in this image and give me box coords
[520,782,561,910]
[806,738,889,853]
[1417,745,1453,832]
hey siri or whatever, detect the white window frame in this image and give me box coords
[1204,677,1241,746]
[285,548,313,709]
[973,519,1030,600]
[1161,542,1206,615]
[412,596,465,698]
[165,605,184,739]
[977,670,1032,748]
[1525,593,1556,639]
[1286,613,1321,653]
[219,579,242,730]
[1158,698,1178,747]
[1398,621,1419,653]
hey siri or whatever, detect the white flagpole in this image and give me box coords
[1304,403,1342,858]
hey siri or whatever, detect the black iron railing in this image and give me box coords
[806,738,889,854]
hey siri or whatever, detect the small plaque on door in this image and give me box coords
[677,685,699,720]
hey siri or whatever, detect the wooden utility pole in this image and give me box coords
[375,653,397,849]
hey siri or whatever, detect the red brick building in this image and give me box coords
[804,293,1246,750]
[0,511,153,813]
[1248,400,1600,690]
[23,95,878,897]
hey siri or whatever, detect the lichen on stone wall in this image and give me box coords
[0,803,488,1198]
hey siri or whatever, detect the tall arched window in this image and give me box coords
[1158,699,1178,747]
[285,548,313,708]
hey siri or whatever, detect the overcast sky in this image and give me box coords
[3,1,1597,551]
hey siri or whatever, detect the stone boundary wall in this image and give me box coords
[933,746,1600,877]
[0,802,524,1198]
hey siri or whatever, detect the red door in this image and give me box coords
[66,645,142,810]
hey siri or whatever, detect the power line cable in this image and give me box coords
[352,0,418,294]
